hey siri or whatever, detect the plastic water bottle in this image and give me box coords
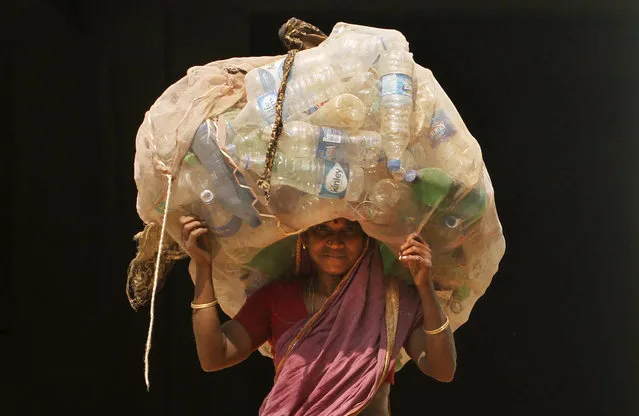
[242,51,375,124]
[307,93,366,130]
[190,121,262,228]
[274,121,383,168]
[369,178,412,210]
[379,50,414,177]
[329,22,410,53]
[283,64,347,118]
[347,130,384,169]
[345,71,381,131]
[225,127,269,170]
[243,155,364,202]
[244,59,284,99]
[179,152,243,237]
[366,178,413,224]
[275,121,326,158]
[394,150,417,182]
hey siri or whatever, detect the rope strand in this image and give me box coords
[144,173,173,391]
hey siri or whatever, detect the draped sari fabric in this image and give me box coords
[259,240,421,416]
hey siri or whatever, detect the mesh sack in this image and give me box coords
[129,20,506,370]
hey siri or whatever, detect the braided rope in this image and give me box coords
[256,49,298,204]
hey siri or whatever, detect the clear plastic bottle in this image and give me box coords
[307,93,366,130]
[347,130,384,169]
[179,152,243,237]
[366,178,412,224]
[244,155,364,202]
[393,150,417,182]
[345,71,381,131]
[282,64,347,118]
[273,121,383,168]
[190,121,262,228]
[329,23,410,53]
[225,127,269,170]
[241,50,374,124]
[276,121,327,158]
[244,59,284,99]
[378,50,414,176]
[369,178,412,210]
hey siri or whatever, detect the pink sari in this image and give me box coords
[259,239,421,416]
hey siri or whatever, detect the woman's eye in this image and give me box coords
[313,229,330,237]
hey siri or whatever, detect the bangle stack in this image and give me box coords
[423,315,450,335]
[190,299,219,310]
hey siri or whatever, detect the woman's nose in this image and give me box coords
[327,238,345,248]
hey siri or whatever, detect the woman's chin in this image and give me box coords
[319,264,351,277]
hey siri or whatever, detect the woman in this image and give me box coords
[181,215,457,415]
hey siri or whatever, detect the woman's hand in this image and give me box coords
[399,233,432,290]
[180,215,214,267]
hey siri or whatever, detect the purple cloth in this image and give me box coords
[259,241,421,416]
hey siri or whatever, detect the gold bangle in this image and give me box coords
[191,299,218,310]
[423,316,450,335]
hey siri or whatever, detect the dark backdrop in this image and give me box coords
[5,0,639,415]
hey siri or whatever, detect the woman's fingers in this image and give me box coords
[399,254,432,266]
[182,220,209,242]
[179,215,199,225]
[400,245,431,259]
[400,233,430,251]
[186,228,212,260]
[190,227,209,240]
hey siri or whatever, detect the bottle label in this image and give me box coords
[212,215,242,237]
[320,161,350,199]
[258,93,278,123]
[429,109,456,145]
[303,99,329,116]
[381,73,413,97]
[316,127,347,161]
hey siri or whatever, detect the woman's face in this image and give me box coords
[305,218,366,277]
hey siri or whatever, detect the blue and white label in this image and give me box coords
[303,99,329,116]
[429,109,456,145]
[320,127,345,144]
[319,161,349,199]
[381,73,413,97]
[257,93,278,123]
[316,127,347,161]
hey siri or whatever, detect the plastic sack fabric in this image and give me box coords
[130,21,505,369]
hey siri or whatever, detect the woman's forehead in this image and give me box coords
[318,218,359,229]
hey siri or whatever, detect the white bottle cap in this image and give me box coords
[200,189,215,204]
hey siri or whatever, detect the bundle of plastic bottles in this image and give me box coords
[132,22,505,341]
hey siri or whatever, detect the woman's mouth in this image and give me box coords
[322,254,346,259]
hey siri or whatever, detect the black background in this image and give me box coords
[5,0,639,415]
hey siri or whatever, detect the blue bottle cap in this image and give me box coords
[387,159,401,171]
